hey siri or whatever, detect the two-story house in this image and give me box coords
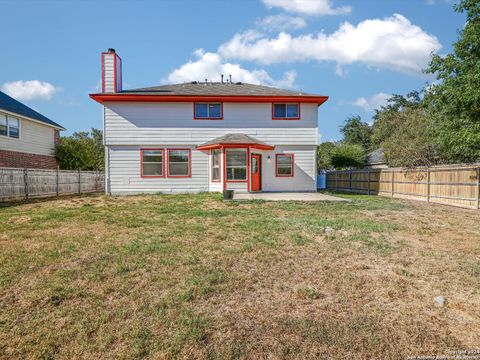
[90,49,328,194]
[0,90,64,169]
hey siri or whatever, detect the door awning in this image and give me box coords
[197,133,275,151]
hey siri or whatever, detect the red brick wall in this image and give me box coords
[0,149,58,169]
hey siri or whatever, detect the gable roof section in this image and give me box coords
[0,91,64,129]
[90,82,328,105]
[197,133,275,150]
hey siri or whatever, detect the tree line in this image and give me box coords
[318,0,479,170]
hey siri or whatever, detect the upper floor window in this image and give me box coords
[167,149,191,177]
[272,103,300,120]
[141,149,164,177]
[0,113,20,138]
[194,103,222,119]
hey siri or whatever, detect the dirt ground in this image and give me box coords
[0,193,479,359]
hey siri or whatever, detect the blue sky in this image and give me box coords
[0,0,465,141]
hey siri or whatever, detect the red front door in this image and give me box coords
[251,154,261,192]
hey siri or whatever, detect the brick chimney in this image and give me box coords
[101,48,122,93]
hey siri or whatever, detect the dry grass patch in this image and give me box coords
[0,192,479,359]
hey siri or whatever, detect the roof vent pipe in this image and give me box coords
[221,74,224,84]
[205,78,208,86]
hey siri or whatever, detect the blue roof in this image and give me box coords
[0,91,64,129]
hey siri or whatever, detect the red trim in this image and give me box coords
[101,51,122,93]
[250,153,262,192]
[272,103,301,120]
[275,154,294,177]
[224,147,248,184]
[117,55,122,92]
[140,148,165,178]
[197,143,275,151]
[90,94,329,105]
[166,148,192,178]
[101,53,105,93]
[211,149,221,182]
[194,102,223,120]
[113,54,117,93]
[247,147,251,192]
[222,147,226,191]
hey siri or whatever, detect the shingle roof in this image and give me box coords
[0,91,64,129]
[198,133,273,148]
[117,82,323,97]
[365,148,385,165]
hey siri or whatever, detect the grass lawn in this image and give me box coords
[0,193,479,359]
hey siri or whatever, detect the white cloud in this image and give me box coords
[219,14,441,75]
[1,80,59,101]
[258,14,307,32]
[163,49,297,88]
[352,92,391,112]
[262,0,351,16]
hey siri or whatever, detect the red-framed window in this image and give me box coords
[211,149,221,182]
[276,154,294,177]
[225,148,248,182]
[272,103,300,120]
[167,148,191,178]
[140,148,165,178]
[194,102,223,120]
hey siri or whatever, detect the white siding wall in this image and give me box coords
[0,116,55,156]
[104,101,319,194]
[104,102,318,145]
[260,146,317,192]
[108,145,209,194]
[107,145,316,194]
[103,53,115,93]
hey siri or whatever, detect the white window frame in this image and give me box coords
[211,149,221,182]
[0,113,21,140]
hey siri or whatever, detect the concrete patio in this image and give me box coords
[233,192,351,202]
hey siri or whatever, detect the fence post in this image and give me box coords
[335,172,339,191]
[24,168,28,200]
[476,167,480,209]
[391,170,395,197]
[78,169,81,194]
[367,169,371,195]
[426,167,431,202]
[349,170,352,191]
[56,167,59,196]
[95,170,98,192]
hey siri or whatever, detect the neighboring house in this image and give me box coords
[90,49,328,194]
[365,148,388,168]
[0,91,64,169]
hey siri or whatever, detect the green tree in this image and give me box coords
[55,128,104,170]
[340,115,373,151]
[317,141,337,170]
[371,92,423,149]
[380,108,441,167]
[330,144,365,169]
[424,0,480,162]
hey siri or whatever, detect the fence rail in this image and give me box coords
[0,167,104,202]
[326,164,480,210]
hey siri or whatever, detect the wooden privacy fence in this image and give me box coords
[0,167,104,202]
[326,164,480,210]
